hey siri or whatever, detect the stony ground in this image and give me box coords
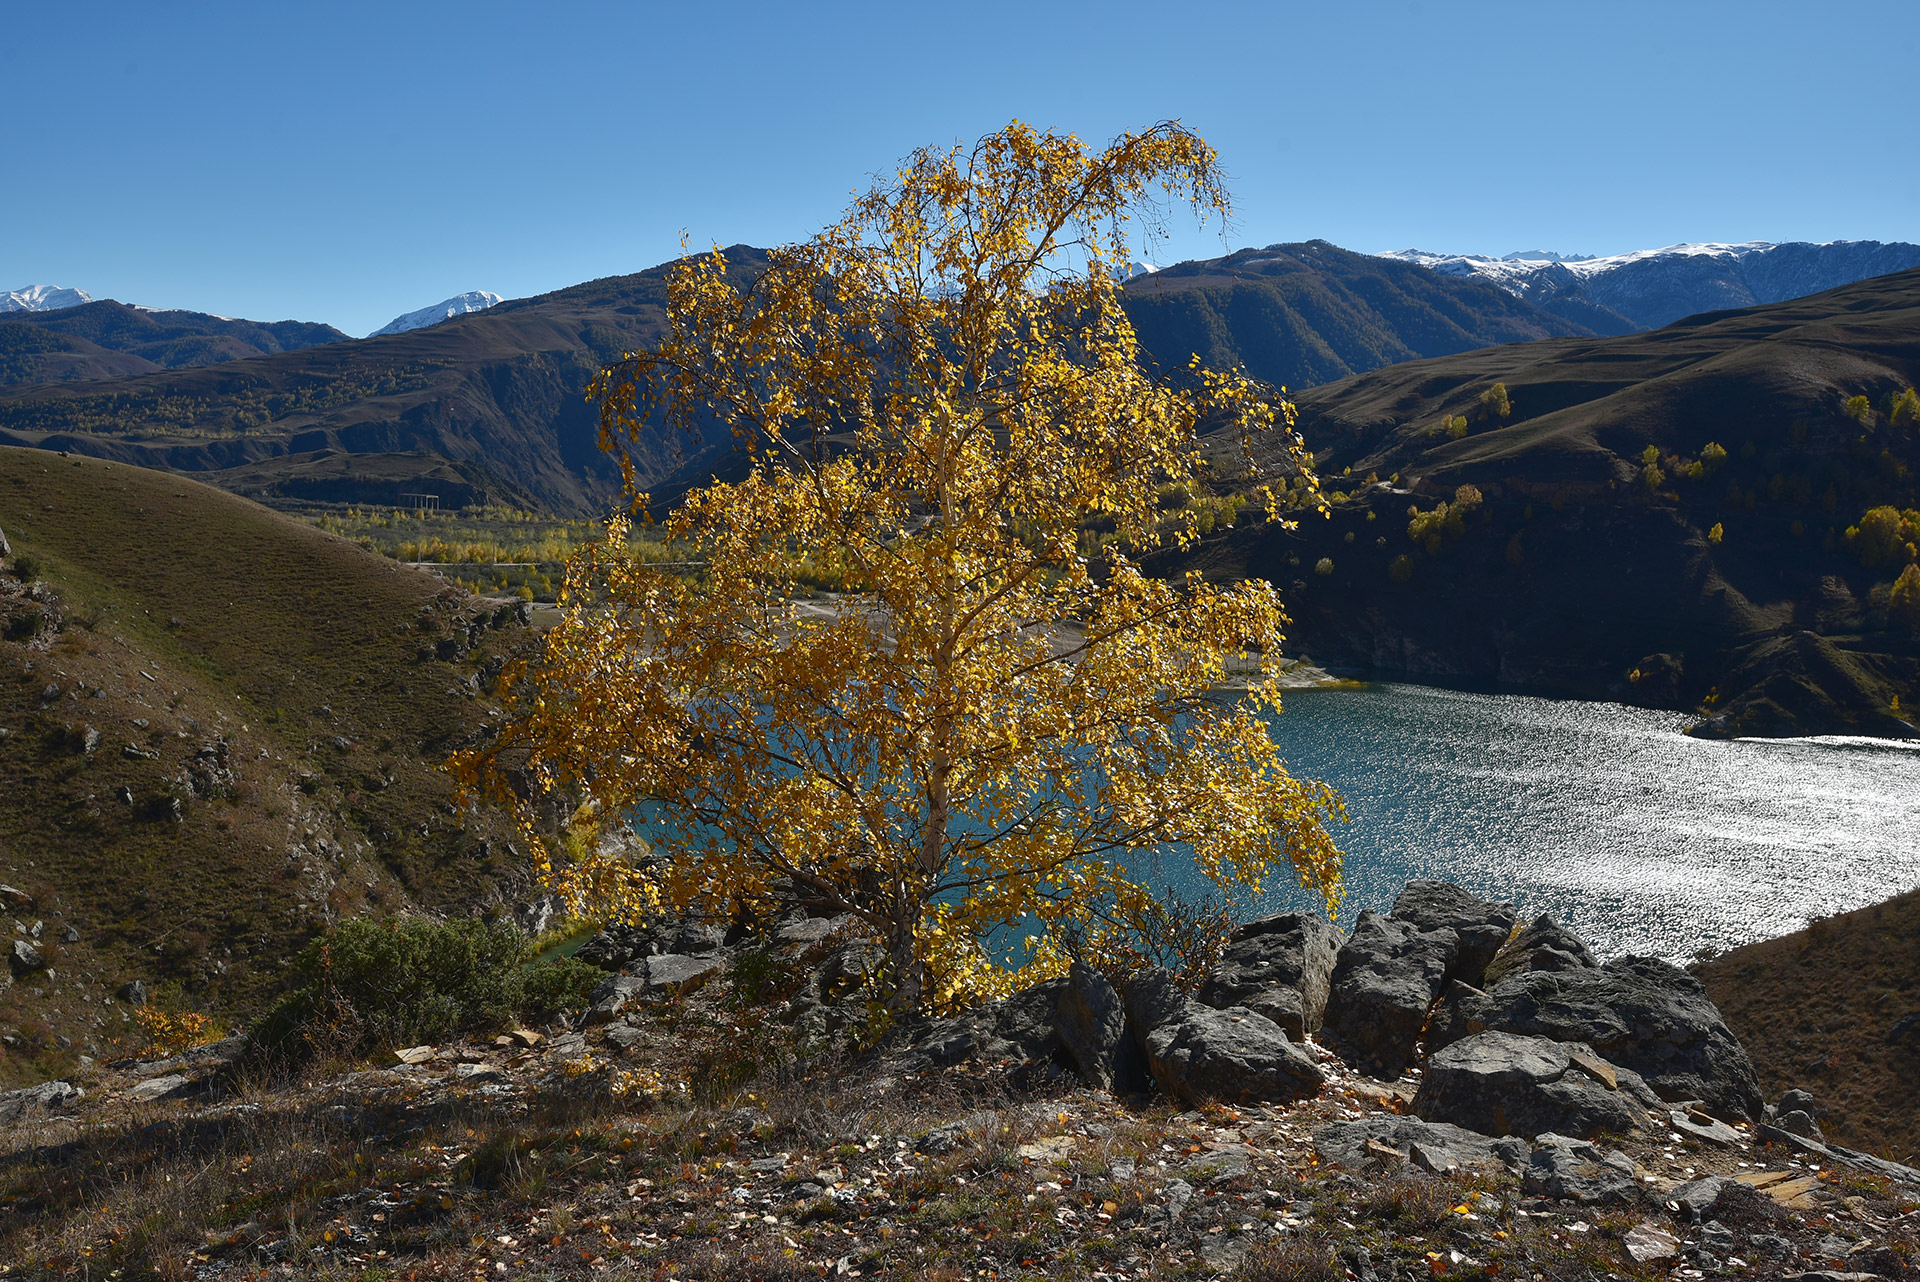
[2,963,1915,1282]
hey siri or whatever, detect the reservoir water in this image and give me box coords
[1206,683,1920,962]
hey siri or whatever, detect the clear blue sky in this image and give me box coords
[8,0,1917,337]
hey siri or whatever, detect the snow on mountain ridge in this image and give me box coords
[2,285,93,313]
[369,291,503,338]
[1377,240,1920,332]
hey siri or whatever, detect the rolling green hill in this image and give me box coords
[0,447,535,1085]
[1174,267,1920,736]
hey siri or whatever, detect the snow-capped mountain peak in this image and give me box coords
[1377,240,1920,332]
[1,285,93,313]
[369,291,502,338]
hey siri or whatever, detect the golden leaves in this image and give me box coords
[460,122,1343,1011]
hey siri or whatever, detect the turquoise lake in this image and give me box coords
[1196,683,1920,961]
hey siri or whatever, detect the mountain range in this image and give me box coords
[1380,239,1920,334]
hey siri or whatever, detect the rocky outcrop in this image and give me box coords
[1313,1115,1528,1175]
[1197,911,1342,1038]
[1054,963,1146,1093]
[1413,1030,1660,1139]
[1442,956,1763,1120]
[1322,911,1457,1076]
[1388,881,1517,988]
[1124,968,1323,1105]
[0,1079,81,1124]
[1481,914,1599,988]
[1520,1133,1642,1204]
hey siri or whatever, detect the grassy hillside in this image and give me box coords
[1174,267,1920,736]
[0,301,348,385]
[1696,886,1920,1165]
[0,446,534,1084]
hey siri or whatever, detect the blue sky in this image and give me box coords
[7,0,1918,336]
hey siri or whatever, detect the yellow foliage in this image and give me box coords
[457,122,1345,1012]
[134,1005,219,1057]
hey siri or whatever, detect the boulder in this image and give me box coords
[1124,967,1322,1105]
[1388,881,1518,987]
[1412,1030,1659,1140]
[128,1074,193,1103]
[1444,955,1764,1120]
[1481,914,1599,989]
[8,939,44,977]
[1668,1174,1736,1221]
[1322,910,1458,1076]
[582,974,646,1026]
[1313,1115,1529,1175]
[0,885,33,912]
[1054,962,1146,1093]
[1197,911,1342,1038]
[1520,1133,1642,1204]
[891,978,1070,1073]
[643,953,722,996]
[0,1079,81,1125]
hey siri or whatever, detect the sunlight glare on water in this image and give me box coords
[1208,684,1920,961]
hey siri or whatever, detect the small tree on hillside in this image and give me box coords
[461,123,1345,1013]
[1479,382,1511,421]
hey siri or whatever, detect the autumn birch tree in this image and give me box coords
[463,121,1344,1013]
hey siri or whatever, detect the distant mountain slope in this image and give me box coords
[0,248,744,514]
[1174,267,1920,737]
[1382,240,1920,333]
[0,446,531,1084]
[371,290,503,337]
[0,301,350,385]
[1122,240,1598,390]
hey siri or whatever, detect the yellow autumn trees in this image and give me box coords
[463,122,1344,1013]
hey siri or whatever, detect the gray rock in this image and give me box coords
[1413,1030,1659,1140]
[1481,914,1600,989]
[131,1035,248,1081]
[1443,955,1763,1121]
[1123,967,1323,1105]
[1669,1110,1743,1146]
[453,1062,508,1083]
[1780,1273,1887,1282]
[775,914,853,947]
[1777,1087,1819,1113]
[0,885,31,912]
[582,974,646,1026]
[1389,881,1517,987]
[724,1106,773,1137]
[1756,1124,1920,1188]
[1668,1175,1734,1221]
[8,939,43,977]
[1777,1108,1824,1141]
[1197,910,1342,1038]
[1520,1133,1641,1204]
[0,1079,82,1124]
[1322,910,1458,1076]
[128,1074,193,1103]
[1151,1178,1194,1232]
[643,952,722,996]
[1183,1144,1253,1182]
[603,1023,646,1052]
[1053,962,1145,1092]
[1313,1115,1529,1174]
[891,979,1070,1073]
[916,1111,996,1155]
[0,526,9,559]
[513,893,565,937]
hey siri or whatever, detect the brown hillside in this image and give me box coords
[1695,885,1920,1165]
[0,446,532,1084]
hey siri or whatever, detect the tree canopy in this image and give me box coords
[462,122,1345,1013]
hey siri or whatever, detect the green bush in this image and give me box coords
[253,916,602,1058]
[10,553,41,583]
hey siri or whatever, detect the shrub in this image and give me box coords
[1891,387,1920,429]
[1479,382,1511,420]
[1892,564,1920,637]
[10,553,41,583]
[1445,415,1469,440]
[1388,554,1415,583]
[1846,394,1873,425]
[254,916,600,1058]
[1708,522,1724,545]
[1700,441,1729,472]
[1846,506,1920,568]
[1313,557,1335,576]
